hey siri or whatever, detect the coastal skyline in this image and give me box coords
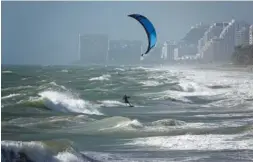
[2,1,253,65]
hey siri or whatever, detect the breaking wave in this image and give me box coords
[18,90,103,115]
[61,69,68,73]
[38,91,103,115]
[4,115,93,128]
[114,68,125,71]
[1,140,97,162]
[89,74,111,81]
[90,117,186,134]
[140,80,163,87]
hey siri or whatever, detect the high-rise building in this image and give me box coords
[161,42,168,60]
[219,19,236,61]
[178,23,209,58]
[210,37,223,61]
[235,26,249,46]
[176,43,198,58]
[199,20,236,62]
[166,41,177,62]
[107,40,142,65]
[249,25,253,45]
[198,37,205,57]
[174,48,179,60]
[235,21,249,32]
[203,22,228,44]
[182,23,209,46]
[79,34,109,64]
[234,21,250,46]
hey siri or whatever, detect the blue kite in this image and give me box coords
[128,14,157,56]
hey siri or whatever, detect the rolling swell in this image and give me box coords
[1,140,98,162]
[64,116,253,138]
[58,116,187,137]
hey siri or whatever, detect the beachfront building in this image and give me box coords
[198,20,236,62]
[235,26,250,46]
[249,25,253,45]
[167,41,177,62]
[107,40,142,65]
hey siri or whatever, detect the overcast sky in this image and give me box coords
[2,1,253,65]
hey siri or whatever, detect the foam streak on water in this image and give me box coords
[125,133,253,151]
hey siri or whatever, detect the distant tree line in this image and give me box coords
[232,45,253,65]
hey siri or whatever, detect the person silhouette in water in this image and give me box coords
[123,94,132,107]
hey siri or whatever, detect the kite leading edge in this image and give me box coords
[128,14,157,56]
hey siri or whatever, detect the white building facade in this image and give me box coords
[235,26,249,46]
[249,25,253,45]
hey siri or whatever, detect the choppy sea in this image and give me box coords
[1,65,253,162]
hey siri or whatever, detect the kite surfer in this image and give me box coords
[122,94,133,107]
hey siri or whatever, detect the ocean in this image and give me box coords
[1,64,253,162]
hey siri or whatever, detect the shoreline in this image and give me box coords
[2,63,253,72]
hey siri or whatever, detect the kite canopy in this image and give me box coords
[128,14,157,56]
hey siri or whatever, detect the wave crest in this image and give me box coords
[89,74,111,81]
[38,91,103,115]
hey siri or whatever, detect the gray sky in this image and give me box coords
[2,1,253,65]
